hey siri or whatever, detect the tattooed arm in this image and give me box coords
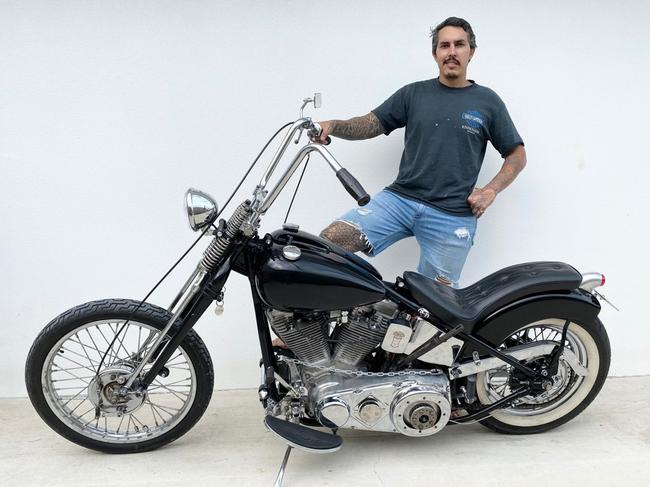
[315,112,385,143]
[467,144,527,218]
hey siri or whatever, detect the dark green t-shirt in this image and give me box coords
[372,78,524,215]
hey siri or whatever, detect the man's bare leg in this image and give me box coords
[271,221,371,348]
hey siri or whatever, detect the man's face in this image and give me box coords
[433,26,474,80]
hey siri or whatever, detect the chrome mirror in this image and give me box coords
[299,93,323,117]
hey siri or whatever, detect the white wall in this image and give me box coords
[2,0,649,397]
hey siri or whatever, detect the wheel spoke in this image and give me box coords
[149,382,189,402]
[51,376,95,383]
[56,348,99,370]
[61,386,88,407]
[112,322,132,361]
[164,353,186,366]
[85,329,106,361]
[146,400,181,415]
[78,406,97,421]
[95,325,118,365]
[51,355,95,383]
[146,398,164,426]
[74,332,97,372]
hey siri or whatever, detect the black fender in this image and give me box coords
[459,289,601,360]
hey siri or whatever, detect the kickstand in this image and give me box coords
[273,445,293,487]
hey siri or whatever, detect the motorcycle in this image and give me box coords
[25,94,611,484]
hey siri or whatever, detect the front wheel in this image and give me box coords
[475,318,610,434]
[25,298,214,453]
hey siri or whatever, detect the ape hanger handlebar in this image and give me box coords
[245,117,370,232]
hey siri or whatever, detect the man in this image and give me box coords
[315,16,526,288]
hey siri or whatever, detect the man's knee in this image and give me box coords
[320,221,371,253]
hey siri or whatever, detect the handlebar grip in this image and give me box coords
[336,168,371,206]
[309,122,331,145]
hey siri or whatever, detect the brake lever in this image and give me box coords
[293,127,305,145]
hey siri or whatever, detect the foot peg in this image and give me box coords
[264,415,342,453]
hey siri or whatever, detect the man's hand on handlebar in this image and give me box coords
[309,120,334,145]
[316,121,334,143]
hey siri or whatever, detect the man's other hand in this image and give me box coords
[467,187,496,218]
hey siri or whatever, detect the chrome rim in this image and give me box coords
[41,320,197,443]
[479,321,589,416]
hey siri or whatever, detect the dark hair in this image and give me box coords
[430,17,477,51]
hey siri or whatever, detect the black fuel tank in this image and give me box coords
[255,229,385,311]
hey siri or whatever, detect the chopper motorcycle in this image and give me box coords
[25,95,611,483]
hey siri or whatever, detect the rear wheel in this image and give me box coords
[25,299,214,453]
[476,318,610,434]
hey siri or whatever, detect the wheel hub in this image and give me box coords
[506,357,573,405]
[87,366,146,417]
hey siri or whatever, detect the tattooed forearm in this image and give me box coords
[485,145,527,194]
[330,112,385,140]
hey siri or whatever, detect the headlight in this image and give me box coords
[185,188,218,231]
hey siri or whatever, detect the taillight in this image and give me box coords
[579,272,606,292]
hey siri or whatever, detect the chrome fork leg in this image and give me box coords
[273,446,293,487]
[123,268,207,390]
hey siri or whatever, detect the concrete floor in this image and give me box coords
[1,376,649,487]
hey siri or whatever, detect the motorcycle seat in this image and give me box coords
[403,262,582,331]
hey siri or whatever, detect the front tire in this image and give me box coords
[25,298,214,453]
[476,318,610,434]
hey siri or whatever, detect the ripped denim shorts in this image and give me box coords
[336,189,477,287]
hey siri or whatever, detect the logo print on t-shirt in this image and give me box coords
[461,110,484,135]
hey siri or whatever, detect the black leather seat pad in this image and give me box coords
[403,262,582,330]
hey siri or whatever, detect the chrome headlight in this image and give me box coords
[185,188,218,231]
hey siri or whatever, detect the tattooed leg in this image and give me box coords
[320,221,371,253]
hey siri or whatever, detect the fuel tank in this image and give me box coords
[255,229,385,311]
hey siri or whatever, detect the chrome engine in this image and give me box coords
[266,300,398,369]
[266,301,452,436]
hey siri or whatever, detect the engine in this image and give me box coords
[314,372,450,436]
[266,300,398,369]
[265,301,452,436]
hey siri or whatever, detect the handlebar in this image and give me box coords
[253,117,371,217]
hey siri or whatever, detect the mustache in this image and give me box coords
[444,57,460,64]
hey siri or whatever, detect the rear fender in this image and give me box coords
[459,289,601,360]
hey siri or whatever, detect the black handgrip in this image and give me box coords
[336,168,371,206]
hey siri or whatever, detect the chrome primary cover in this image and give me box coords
[312,371,451,436]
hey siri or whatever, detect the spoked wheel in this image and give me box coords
[25,299,214,453]
[476,318,610,434]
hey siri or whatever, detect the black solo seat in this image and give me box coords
[403,262,582,332]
